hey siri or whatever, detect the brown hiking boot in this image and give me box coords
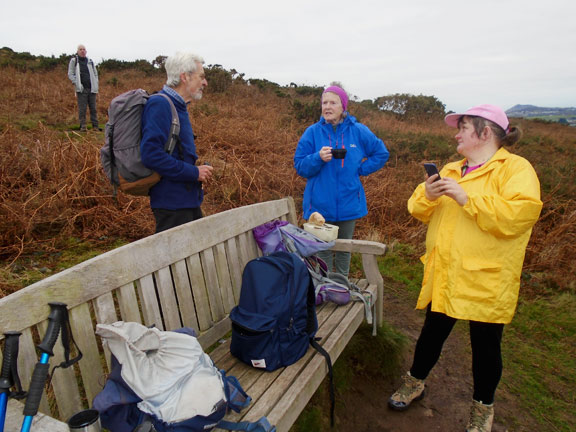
[466,399,494,432]
[388,372,426,411]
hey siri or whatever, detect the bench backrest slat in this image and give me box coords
[225,237,243,301]
[187,252,211,332]
[172,259,198,330]
[37,319,83,420]
[137,274,163,329]
[155,266,183,330]
[69,302,104,405]
[201,247,226,324]
[93,291,118,370]
[118,282,142,324]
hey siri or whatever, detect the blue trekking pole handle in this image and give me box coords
[20,302,67,432]
[1,331,22,432]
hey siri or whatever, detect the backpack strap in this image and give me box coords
[309,338,335,427]
[149,93,180,155]
[217,417,276,432]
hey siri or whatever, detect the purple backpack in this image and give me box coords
[252,221,334,257]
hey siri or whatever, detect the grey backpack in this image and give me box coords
[101,89,180,196]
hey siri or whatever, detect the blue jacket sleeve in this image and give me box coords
[140,97,199,181]
[294,126,325,178]
[357,124,389,176]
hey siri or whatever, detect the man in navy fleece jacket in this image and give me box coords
[141,52,213,233]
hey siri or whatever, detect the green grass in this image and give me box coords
[502,293,575,432]
[378,243,423,296]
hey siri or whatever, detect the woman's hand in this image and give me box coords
[319,146,333,162]
[425,177,468,206]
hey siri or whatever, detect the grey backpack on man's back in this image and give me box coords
[101,89,180,196]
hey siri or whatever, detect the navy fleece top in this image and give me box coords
[140,90,203,210]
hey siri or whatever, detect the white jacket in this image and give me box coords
[68,55,99,93]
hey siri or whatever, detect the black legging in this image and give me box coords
[410,306,504,404]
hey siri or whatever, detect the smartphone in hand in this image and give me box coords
[423,163,441,182]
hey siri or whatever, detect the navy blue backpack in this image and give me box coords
[230,251,318,371]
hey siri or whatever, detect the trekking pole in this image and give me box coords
[0,331,22,432]
[20,302,68,432]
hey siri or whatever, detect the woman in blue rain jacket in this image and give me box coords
[294,84,389,276]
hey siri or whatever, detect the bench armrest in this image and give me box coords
[330,239,387,255]
[331,239,387,327]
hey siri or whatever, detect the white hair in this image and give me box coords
[165,52,205,87]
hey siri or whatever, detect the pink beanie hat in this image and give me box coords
[445,104,510,132]
[323,86,348,111]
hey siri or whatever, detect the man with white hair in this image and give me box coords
[68,44,100,131]
[140,52,213,233]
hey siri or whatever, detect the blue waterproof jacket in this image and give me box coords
[294,114,389,221]
[140,90,202,210]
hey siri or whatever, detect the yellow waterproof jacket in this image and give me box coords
[408,148,542,323]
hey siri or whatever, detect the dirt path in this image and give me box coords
[333,282,541,432]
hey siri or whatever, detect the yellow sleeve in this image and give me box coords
[462,159,543,238]
[407,182,441,224]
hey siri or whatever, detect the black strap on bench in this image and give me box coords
[47,308,83,384]
[310,337,335,427]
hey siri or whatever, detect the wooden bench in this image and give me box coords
[0,197,387,431]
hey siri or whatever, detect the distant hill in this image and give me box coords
[506,105,576,126]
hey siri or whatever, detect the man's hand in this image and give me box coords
[198,164,214,182]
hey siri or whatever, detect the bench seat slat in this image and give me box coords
[270,299,367,432]
[237,300,354,424]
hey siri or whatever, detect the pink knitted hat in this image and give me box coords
[323,86,348,111]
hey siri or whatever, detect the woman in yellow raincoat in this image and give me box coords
[387,105,543,432]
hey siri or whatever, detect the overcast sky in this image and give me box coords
[2,0,575,113]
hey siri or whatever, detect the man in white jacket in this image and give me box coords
[68,44,100,131]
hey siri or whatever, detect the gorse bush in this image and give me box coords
[291,99,321,123]
[0,47,69,71]
[99,58,159,74]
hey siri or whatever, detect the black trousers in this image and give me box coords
[410,306,504,404]
[153,207,203,233]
